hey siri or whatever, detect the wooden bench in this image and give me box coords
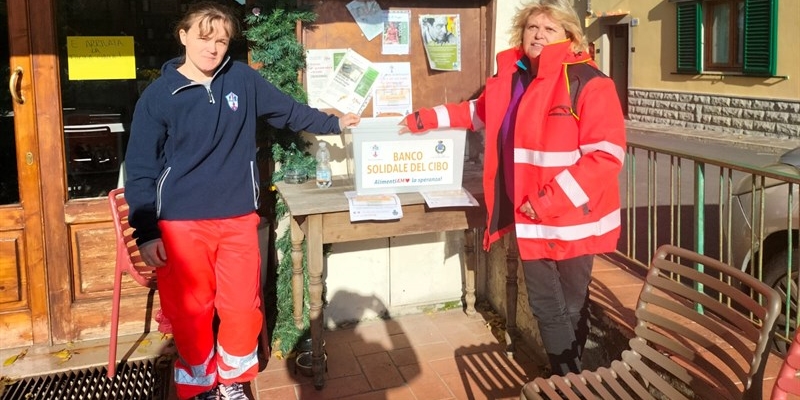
[521,244,781,400]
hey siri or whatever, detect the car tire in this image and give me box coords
[762,246,800,355]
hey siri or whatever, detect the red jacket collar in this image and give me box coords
[496,40,591,76]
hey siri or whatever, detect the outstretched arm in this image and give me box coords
[398,98,486,134]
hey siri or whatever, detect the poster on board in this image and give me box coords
[419,14,461,71]
[318,49,381,115]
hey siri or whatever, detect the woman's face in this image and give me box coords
[179,17,231,79]
[522,12,568,60]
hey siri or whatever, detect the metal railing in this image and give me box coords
[620,138,799,349]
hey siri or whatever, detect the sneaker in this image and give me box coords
[218,382,248,400]
[194,386,219,400]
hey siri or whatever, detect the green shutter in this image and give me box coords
[743,0,777,76]
[676,2,701,74]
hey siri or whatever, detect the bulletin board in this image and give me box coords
[299,0,494,117]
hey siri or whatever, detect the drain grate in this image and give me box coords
[1,359,168,400]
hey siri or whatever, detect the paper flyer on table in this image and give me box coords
[305,48,347,109]
[318,49,381,115]
[420,188,479,208]
[345,191,403,221]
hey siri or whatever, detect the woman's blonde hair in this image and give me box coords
[174,1,239,41]
[508,0,588,54]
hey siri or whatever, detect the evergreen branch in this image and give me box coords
[243,0,320,356]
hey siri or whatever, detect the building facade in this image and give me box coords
[584,0,799,139]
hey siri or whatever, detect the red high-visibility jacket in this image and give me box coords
[404,40,626,260]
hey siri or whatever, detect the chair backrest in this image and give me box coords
[631,244,780,400]
[108,187,157,289]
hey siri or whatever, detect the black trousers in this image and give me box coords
[522,255,593,376]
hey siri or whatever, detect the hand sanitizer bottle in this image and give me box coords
[315,142,332,188]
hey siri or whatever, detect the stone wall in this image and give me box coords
[628,89,800,140]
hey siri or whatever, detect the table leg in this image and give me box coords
[306,214,326,389]
[504,233,520,358]
[290,217,306,330]
[463,228,477,316]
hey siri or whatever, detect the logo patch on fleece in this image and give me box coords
[225,92,239,111]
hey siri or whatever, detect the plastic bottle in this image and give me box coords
[315,142,332,188]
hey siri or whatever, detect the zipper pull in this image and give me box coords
[206,87,214,104]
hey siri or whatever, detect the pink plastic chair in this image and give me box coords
[772,332,800,399]
[107,187,170,378]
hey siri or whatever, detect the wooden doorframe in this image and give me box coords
[3,0,50,346]
[26,0,76,343]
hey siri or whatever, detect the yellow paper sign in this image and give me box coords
[67,36,136,80]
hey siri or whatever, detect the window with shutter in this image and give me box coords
[674,0,777,76]
[743,0,778,75]
[676,2,701,73]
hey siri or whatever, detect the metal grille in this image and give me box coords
[1,359,167,400]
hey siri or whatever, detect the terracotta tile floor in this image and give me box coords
[231,255,789,400]
[3,254,787,399]
[245,307,543,400]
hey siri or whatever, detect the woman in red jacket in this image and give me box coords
[400,0,625,376]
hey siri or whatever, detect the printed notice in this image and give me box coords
[318,49,381,115]
[67,36,136,80]
[420,188,479,208]
[419,15,461,71]
[346,0,384,41]
[382,10,411,55]
[372,62,412,118]
[305,48,347,109]
[345,191,403,221]
[360,138,456,190]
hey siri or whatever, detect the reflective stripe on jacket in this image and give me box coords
[428,40,626,260]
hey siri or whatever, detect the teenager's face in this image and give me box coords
[179,17,231,79]
[522,12,567,60]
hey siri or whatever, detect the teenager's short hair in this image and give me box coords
[174,1,240,41]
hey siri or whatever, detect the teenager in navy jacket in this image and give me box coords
[125,3,359,399]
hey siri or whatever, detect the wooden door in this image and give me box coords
[43,0,180,343]
[1,0,50,348]
[1,0,192,348]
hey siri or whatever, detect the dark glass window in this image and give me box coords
[1,1,20,205]
[57,0,247,199]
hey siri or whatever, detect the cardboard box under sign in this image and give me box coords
[343,117,467,195]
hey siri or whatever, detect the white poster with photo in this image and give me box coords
[419,14,461,71]
[381,10,410,55]
[318,49,381,116]
[372,62,412,118]
[305,48,348,109]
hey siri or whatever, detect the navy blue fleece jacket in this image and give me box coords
[125,56,341,246]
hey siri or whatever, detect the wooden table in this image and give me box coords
[275,164,485,389]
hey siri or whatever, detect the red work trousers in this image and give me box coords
[156,212,262,399]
